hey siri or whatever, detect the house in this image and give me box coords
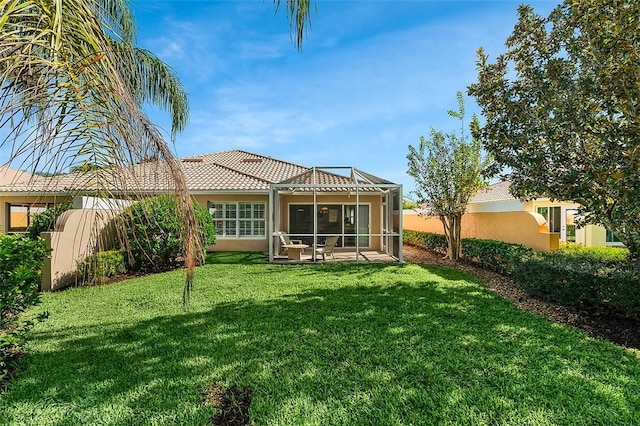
[403,180,620,251]
[0,166,36,231]
[0,150,403,277]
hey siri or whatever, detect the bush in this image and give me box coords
[403,230,448,254]
[512,250,640,317]
[77,249,127,285]
[120,195,216,272]
[462,238,532,275]
[557,242,629,264]
[27,201,72,239]
[0,234,50,387]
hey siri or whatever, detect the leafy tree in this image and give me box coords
[468,0,640,266]
[120,196,216,273]
[407,92,491,261]
[1,0,200,299]
[1,0,314,302]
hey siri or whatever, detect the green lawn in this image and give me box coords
[1,252,639,425]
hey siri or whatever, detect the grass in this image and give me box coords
[1,252,639,425]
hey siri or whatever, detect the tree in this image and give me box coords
[121,195,216,272]
[1,0,315,302]
[1,0,199,301]
[407,92,491,261]
[468,0,640,265]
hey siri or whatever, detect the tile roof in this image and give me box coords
[469,180,517,203]
[0,166,34,186]
[0,150,308,194]
[0,150,397,195]
[279,168,381,192]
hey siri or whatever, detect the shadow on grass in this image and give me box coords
[3,271,640,425]
[205,251,266,265]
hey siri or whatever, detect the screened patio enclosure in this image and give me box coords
[268,166,403,262]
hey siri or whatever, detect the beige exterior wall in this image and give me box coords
[403,210,559,252]
[41,208,118,291]
[278,193,383,250]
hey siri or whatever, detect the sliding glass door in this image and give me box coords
[289,203,370,247]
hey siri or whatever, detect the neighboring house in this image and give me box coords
[0,150,403,262]
[404,180,620,251]
[0,165,35,231]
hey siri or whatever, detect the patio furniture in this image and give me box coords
[276,231,305,256]
[282,243,309,260]
[316,236,338,261]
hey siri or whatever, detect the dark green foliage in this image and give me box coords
[461,238,532,275]
[121,195,216,272]
[469,0,640,264]
[0,234,50,387]
[77,250,127,285]
[27,201,72,239]
[403,230,448,254]
[512,247,640,318]
[405,230,639,317]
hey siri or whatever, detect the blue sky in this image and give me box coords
[133,0,556,194]
[8,1,557,193]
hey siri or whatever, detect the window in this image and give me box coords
[6,203,51,232]
[208,201,265,238]
[536,206,561,233]
[606,229,622,244]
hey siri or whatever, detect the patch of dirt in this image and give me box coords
[0,346,24,393]
[204,383,253,426]
[403,244,640,351]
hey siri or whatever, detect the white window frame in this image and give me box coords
[208,201,266,239]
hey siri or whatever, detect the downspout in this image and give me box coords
[398,185,403,262]
[313,167,317,262]
[268,184,274,262]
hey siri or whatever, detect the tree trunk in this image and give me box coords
[440,214,462,261]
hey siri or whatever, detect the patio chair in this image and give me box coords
[276,231,304,255]
[316,236,339,261]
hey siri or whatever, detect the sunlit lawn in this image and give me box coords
[1,252,639,425]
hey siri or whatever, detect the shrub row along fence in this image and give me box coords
[404,230,640,319]
[1,234,50,387]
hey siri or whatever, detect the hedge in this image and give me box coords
[1,234,50,387]
[404,230,640,318]
[461,238,532,276]
[77,249,127,286]
[403,230,448,254]
[512,248,639,317]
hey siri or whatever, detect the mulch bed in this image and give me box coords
[403,244,640,351]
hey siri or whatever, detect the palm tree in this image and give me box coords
[1,0,315,299]
[0,0,198,299]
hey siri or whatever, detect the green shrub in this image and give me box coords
[462,238,533,275]
[0,234,50,387]
[403,230,448,254]
[27,201,72,239]
[120,195,216,272]
[77,249,127,285]
[512,250,640,317]
[557,242,629,264]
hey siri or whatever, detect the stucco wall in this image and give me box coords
[41,208,118,291]
[403,210,559,252]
